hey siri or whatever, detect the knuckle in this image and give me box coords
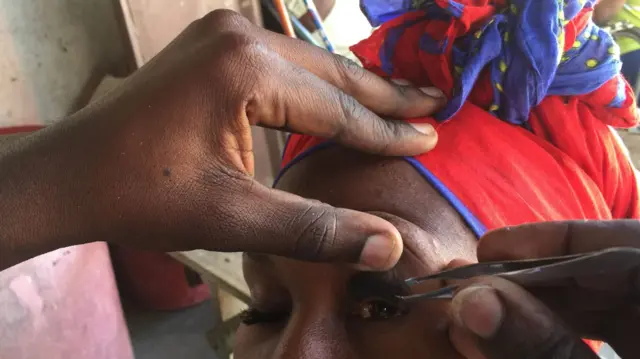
[196,158,247,190]
[211,31,269,87]
[200,9,247,31]
[364,120,394,154]
[196,11,263,60]
[334,90,395,153]
[214,31,261,57]
[332,91,358,139]
[290,204,338,260]
[332,54,368,91]
[335,90,360,124]
[392,82,411,101]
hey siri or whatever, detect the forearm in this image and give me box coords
[0,127,88,270]
[593,0,626,25]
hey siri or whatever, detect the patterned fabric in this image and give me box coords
[351,0,637,127]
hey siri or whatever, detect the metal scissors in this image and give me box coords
[397,247,640,303]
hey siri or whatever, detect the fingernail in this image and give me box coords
[420,87,445,98]
[358,234,398,271]
[451,286,504,339]
[391,78,412,86]
[410,123,435,136]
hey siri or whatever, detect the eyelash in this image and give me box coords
[240,308,290,326]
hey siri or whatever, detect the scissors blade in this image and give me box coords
[395,285,459,302]
[404,253,586,285]
[400,247,640,302]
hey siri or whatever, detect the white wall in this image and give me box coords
[0,0,128,126]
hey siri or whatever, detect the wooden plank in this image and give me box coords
[201,276,246,359]
[170,251,250,302]
[216,285,248,320]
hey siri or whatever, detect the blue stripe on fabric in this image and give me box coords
[360,0,415,27]
[404,157,486,238]
[380,16,430,75]
[420,33,449,54]
[273,141,336,187]
[446,0,464,18]
[273,142,486,239]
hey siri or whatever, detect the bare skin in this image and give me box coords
[449,220,640,359]
[237,146,478,359]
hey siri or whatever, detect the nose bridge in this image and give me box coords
[271,308,352,359]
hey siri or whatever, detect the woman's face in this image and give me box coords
[235,147,478,359]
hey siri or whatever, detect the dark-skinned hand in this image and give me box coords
[447,220,640,358]
[0,10,445,270]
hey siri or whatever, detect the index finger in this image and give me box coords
[477,220,640,262]
[258,27,446,119]
[248,53,438,155]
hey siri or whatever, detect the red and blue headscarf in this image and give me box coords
[352,0,636,127]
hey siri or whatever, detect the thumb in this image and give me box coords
[448,277,599,359]
[221,178,403,270]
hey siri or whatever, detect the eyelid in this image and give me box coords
[347,271,411,303]
[247,295,292,315]
[241,308,290,325]
[247,284,293,314]
[243,287,292,326]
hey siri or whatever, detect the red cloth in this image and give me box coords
[0,125,44,135]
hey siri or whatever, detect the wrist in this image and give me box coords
[0,125,92,268]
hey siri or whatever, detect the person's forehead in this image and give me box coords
[275,146,430,211]
[275,147,476,243]
[272,147,478,270]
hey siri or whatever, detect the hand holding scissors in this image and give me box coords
[433,220,640,359]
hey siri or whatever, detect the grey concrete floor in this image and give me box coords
[125,300,219,359]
